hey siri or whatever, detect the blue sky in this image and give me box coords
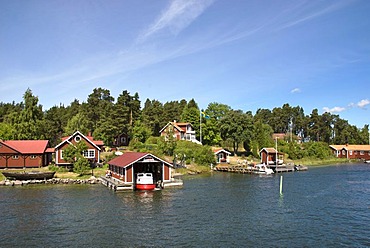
[1,0,369,128]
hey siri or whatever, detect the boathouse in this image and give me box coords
[329,144,370,160]
[0,140,53,168]
[107,152,174,186]
[54,131,104,166]
[259,148,284,165]
[213,148,231,163]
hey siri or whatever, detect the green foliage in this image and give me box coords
[131,120,152,143]
[64,112,90,136]
[174,140,215,166]
[0,122,16,140]
[73,157,91,175]
[302,142,333,159]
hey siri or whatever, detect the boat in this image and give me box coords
[364,160,370,164]
[2,171,56,180]
[294,164,308,171]
[135,173,156,190]
[254,164,274,175]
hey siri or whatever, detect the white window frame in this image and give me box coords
[83,149,95,158]
[30,155,37,159]
[12,155,19,159]
[60,150,64,159]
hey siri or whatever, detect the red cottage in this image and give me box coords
[329,144,370,160]
[159,121,201,144]
[259,148,284,165]
[0,140,53,168]
[107,152,174,186]
[54,131,104,166]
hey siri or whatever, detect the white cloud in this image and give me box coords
[291,88,301,93]
[357,99,370,108]
[323,106,346,113]
[137,0,214,43]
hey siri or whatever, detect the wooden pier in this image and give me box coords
[100,176,133,191]
[215,163,297,174]
[99,176,183,191]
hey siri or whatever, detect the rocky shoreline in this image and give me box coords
[0,176,102,187]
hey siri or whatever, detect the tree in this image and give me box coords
[61,141,91,175]
[9,89,44,139]
[64,112,90,136]
[220,110,253,154]
[83,87,115,133]
[141,99,164,136]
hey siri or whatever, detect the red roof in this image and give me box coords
[108,152,173,168]
[3,140,49,154]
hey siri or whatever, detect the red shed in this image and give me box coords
[259,148,284,165]
[107,152,174,186]
[0,140,52,168]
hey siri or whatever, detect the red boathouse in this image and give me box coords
[107,152,174,187]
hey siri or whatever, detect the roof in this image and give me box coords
[108,152,173,168]
[159,121,193,133]
[259,147,284,154]
[56,131,103,150]
[2,140,49,154]
[329,145,370,151]
[213,148,231,155]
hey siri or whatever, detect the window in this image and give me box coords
[30,155,37,159]
[83,149,95,158]
[12,155,19,159]
[60,150,63,159]
[360,151,364,155]
[349,151,353,155]
[74,135,81,142]
[342,150,345,155]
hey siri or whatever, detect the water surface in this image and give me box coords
[0,164,369,247]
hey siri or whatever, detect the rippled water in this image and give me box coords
[0,164,369,247]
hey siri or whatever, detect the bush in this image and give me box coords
[174,141,215,166]
[73,157,91,176]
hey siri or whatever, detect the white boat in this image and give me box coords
[254,164,274,175]
[135,173,156,190]
[365,160,370,164]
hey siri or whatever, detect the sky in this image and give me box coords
[1,0,369,128]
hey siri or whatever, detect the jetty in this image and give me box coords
[100,176,183,191]
[215,163,301,174]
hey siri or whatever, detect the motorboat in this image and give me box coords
[135,173,156,190]
[254,164,274,175]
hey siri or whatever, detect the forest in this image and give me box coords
[0,88,369,162]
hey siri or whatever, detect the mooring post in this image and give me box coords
[279,175,283,196]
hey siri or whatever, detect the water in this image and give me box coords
[0,164,369,247]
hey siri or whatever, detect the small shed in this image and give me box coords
[213,148,231,163]
[259,148,284,165]
[107,152,174,186]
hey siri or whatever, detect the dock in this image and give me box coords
[99,176,183,191]
[215,163,300,174]
[100,176,134,191]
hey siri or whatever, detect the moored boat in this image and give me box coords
[2,171,56,180]
[135,173,156,190]
[254,164,274,175]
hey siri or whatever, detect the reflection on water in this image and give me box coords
[0,164,369,247]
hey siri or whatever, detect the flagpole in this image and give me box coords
[200,109,202,144]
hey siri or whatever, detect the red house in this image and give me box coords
[107,152,174,186]
[259,148,284,165]
[159,121,201,144]
[54,131,104,166]
[0,140,53,168]
[329,144,370,160]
